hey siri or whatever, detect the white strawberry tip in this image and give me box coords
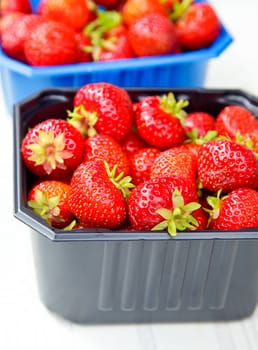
[151,188,201,236]
[27,130,73,175]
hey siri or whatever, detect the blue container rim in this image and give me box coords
[0,25,233,77]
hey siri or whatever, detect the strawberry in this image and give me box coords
[98,25,134,61]
[27,180,74,228]
[197,139,258,193]
[0,11,24,43]
[24,20,78,66]
[129,147,161,185]
[150,146,197,184]
[120,128,148,156]
[206,188,258,231]
[174,2,221,50]
[122,0,168,27]
[38,0,91,31]
[69,82,133,142]
[215,105,258,139]
[75,31,92,63]
[128,13,178,57]
[0,0,32,14]
[1,14,46,62]
[183,111,216,137]
[21,118,85,178]
[135,92,188,149]
[127,176,200,236]
[68,160,134,228]
[83,134,130,176]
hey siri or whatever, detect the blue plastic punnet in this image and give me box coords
[0,0,233,113]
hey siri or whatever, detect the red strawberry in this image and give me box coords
[120,128,148,156]
[70,82,133,142]
[150,146,197,184]
[135,92,188,149]
[184,111,216,137]
[129,147,161,185]
[21,118,85,178]
[206,188,258,230]
[27,180,74,228]
[174,2,221,50]
[122,0,168,27]
[24,20,78,66]
[127,176,200,236]
[0,0,32,14]
[98,25,135,61]
[215,105,258,139]
[75,32,92,63]
[128,13,178,57]
[38,0,90,31]
[197,139,258,193]
[68,160,134,229]
[0,11,24,43]
[83,134,130,176]
[1,14,46,62]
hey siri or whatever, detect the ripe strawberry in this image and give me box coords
[129,147,161,185]
[197,139,258,193]
[24,20,78,66]
[128,13,178,57]
[70,82,133,142]
[21,118,85,178]
[120,128,148,156]
[1,14,46,62]
[68,160,134,228]
[135,92,188,149]
[215,105,258,139]
[98,25,135,61]
[0,12,24,43]
[174,2,221,50]
[38,0,90,31]
[184,112,216,137]
[122,0,168,27]
[75,32,92,63]
[83,134,130,176]
[206,188,258,230]
[27,180,74,228]
[150,147,197,184]
[127,176,200,236]
[0,0,32,14]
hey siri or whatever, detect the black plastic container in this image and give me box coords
[14,88,258,324]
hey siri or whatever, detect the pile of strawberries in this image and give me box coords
[21,82,258,236]
[0,0,221,66]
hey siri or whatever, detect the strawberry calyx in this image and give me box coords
[67,104,98,137]
[235,132,258,158]
[83,10,122,61]
[104,161,135,199]
[27,130,73,175]
[28,189,62,224]
[184,128,218,145]
[205,189,225,225]
[160,92,189,125]
[170,0,193,22]
[151,188,201,236]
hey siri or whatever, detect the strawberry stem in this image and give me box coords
[170,0,193,22]
[160,92,189,125]
[67,104,98,137]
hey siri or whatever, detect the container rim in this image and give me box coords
[0,25,233,77]
[13,87,258,242]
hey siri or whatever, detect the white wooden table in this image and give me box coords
[1,1,258,348]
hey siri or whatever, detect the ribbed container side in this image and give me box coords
[30,231,258,324]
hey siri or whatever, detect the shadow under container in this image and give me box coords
[0,0,233,113]
[14,88,258,324]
